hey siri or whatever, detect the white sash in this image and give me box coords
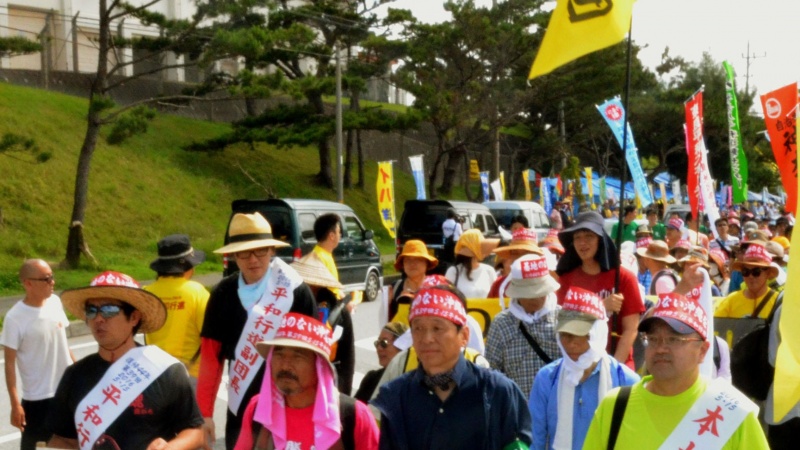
[74,346,178,450]
[228,258,302,413]
[658,378,758,450]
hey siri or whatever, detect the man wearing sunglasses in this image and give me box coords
[198,212,317,449]
[715,242,779,320]
[47,271,205,450]
[1,260,75,450]
[583,285,768,449]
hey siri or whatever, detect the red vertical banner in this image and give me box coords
[685,92,703,221]
[761,83,798,214]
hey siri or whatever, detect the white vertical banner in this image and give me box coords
[408,155,427,200]
[490,179,503,200]
[672,180,682,204]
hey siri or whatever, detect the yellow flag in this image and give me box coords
[470,160,480,180]
[774,189,800,421]
[528,0,634,79]
[500,171,506,199]
[585,167,594,206]
[523,170,532,201]
[376,162,396,239]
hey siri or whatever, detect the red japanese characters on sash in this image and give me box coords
[228,257,302,413]
[760,83,798,214]
[658,377,757,450]
[73,346,178,450]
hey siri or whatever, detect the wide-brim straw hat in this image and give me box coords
[255,313,336,375]
[61,271,166,333]
[677,246,710,269]
[493,229,544,258]
[636,240,676,264]
[291,253,343,289]
[732,243,779,278]
[395,239,438,271]
[214,212,289,254]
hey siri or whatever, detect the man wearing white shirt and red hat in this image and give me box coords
[47,271,204,450]
[583,287,767,449]
[234,313,378,449]
[529,287,639,450]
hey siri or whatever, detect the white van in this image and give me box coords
[483,201,552,241]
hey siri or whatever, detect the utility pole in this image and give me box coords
[741,41,766,95]
[335,44,344,203]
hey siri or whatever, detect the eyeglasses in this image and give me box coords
[85,304,123,320]
[29,275,55,283]
[641,335,704,348]
[234,248,271,260]
[740,267,764,277]
[374,339,391,350]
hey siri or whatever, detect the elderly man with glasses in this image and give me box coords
[196,213,317,449]
[714,242,779,320]
[1,260,75,450]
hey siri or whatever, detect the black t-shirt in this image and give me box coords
[47,352,203,450]
[201,273,318,415]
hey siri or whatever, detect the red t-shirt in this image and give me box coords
[286,405,315,449]
[487,274,508,298]
[556,267,645,368]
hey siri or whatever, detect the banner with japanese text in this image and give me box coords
[490,179,503,201]
[684,91,721,239]
[480,171,490,201]
[599,176,607,204]
[585,167,594,206]
[672,180,682,204]
[723,61,749,203]
[760,82,798,214]
[523,170,534,201]
[469,159,480,180]
[596,97,654,207]
[500,171,506,199]
[376,161,396,239]
[541,178,552,214]
[659,182,667,204]
[409,155,427,200]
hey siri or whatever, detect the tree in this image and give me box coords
[64,0,211,268]
[0,36,41,58]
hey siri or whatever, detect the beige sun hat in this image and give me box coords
[635,240,676,264]
[291,253,343,289]
[214,212,290,254]
[61,271,166,333]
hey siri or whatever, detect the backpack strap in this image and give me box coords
[751,289,776,318]
[713,336,721,372]
[518,321,553,364]
[339,393,357,450]
[608,386,632,450]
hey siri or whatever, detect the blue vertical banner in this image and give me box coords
[541,178,552,215]
[480,171,490,201]
[596,97,654,207]
[408,155,427,200]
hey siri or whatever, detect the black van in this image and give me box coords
[222,198,383,301]
[396,199,500,262]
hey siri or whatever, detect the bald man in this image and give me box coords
[1,260,75,449]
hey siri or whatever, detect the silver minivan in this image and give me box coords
[483,200,552,241]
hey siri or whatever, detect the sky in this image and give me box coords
[376,0,800,109]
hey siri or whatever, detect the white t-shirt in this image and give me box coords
[445,263,497,299]
[0,295,72,400]
[442,219,462,241]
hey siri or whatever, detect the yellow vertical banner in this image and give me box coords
[585,167,594,207]
[523,170,532,201]
[500,171,506,199]
[376,161,396,238]
[659,182,668,204]
[470,160,480,180]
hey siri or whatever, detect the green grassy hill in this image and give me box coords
[0,82,440,295]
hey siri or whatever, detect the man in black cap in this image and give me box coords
[144,234,209,389]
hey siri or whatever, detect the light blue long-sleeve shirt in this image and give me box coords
[528,354,640,450]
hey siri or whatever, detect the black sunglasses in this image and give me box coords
[741,267,764,277]
[85,304,123,320]
[29,275,55,283]
[373,339,391,350]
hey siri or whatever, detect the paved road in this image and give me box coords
[0,279,387,449]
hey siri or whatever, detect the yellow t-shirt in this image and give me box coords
[714,289,777,319]
[144,277,209,377]
[582,376,768,450]
[312,245,341,298]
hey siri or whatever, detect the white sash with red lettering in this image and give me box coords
[73,345,178,450]
[658,377,758,450]
[227,257,302,413]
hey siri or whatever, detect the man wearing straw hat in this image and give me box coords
[485,253,560,399]
[197,213,317,449]
[233,313,379,450]
[715,242,779,319]
[47,271,204,450]
[636,240,678,296]
[143,234,209,388]
[374,285,532,449]
[487,228,544,299]
[291,253,356,396]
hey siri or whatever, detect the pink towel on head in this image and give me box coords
[253,350,341,450]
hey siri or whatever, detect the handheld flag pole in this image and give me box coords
[613,20,634,294]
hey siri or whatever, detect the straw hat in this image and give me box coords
[214,213,289,254]
[636,240,676,264]
[732,243,779,278]
[61,271,166,333]
[256,313,335,373]
[677,246,710,269]
[291,253,343,289]
[493,229,544,257]
[395,240,438,271]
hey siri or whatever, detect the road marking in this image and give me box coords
[0,431,20,443]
